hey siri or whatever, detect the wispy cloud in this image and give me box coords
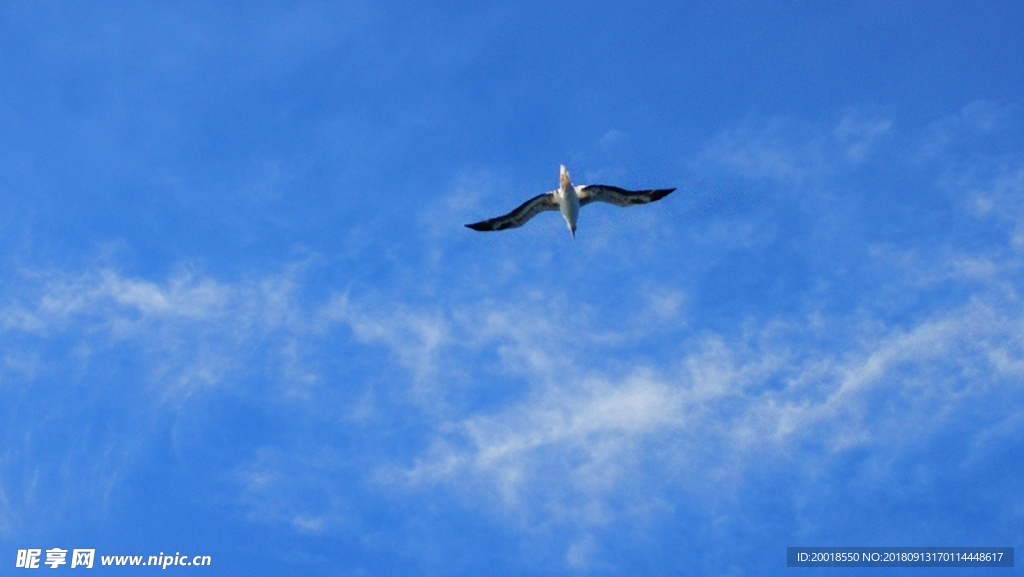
[399,290,1021,492]
[323,293,452,386]
[1,267,312,399]
[0,265,321,535]
[696,110,894,185]
[917,100,1020,162]
[833,112,893,164]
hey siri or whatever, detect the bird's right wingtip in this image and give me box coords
[654,188,676,201]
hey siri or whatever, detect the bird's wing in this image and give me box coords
[578,185,676,207]
[465,191,559,232]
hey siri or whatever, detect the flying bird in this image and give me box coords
[465,165,675,238]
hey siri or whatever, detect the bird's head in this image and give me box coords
[559,164,571,189]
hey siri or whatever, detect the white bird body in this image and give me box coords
[557,165,581,237]
[466,165,675,238]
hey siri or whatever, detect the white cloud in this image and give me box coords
[98,271,230,318]
[0,265,336,535]
[697,111,894,185]
[968,165,1024,248]
[322,293,452,386]
[565,535,600,570]
[235,446,350,536]
[598,129,628,149]
[698,117,825,185]
[4,267,302,339]
[834,112,893,163]
[4,268,317,401]
[639,286,687,325]
[917,100,1020,161]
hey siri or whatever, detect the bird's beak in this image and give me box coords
[570,226,576,239]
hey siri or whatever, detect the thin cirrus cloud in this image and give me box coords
[694,110,894,186]
[396,292,1022,513]
[0,265,320,533]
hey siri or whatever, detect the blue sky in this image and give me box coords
[2,2,1023,575]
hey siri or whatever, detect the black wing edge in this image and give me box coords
[464,193,556,232]
[465,220,509,231]
[641,187,676,202]
[580,185,677,206]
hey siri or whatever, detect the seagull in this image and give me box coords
[465,165,675,238]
